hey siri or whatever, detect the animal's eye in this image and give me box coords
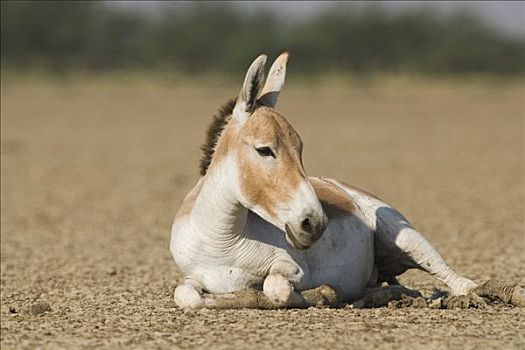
[255,147,275,158]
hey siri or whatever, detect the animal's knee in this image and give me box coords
[263,274,294,306]
[269,260,303,282]
[174,283,204,309]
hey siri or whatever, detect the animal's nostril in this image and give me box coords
[301,218,312,233]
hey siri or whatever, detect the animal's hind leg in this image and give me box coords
[374,206,477,295]
[373,208,525,306]
[322,178,477,295]
[355,285,423,308]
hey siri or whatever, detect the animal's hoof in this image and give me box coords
[174,284,204,309]
[263,274,294,306]
[473,280,525,307]
[450,277,478,296]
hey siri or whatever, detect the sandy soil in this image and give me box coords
[1,76,524,349]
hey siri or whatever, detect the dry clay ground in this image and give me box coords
[1,75,524,349]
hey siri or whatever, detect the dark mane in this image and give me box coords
[199,98,237,176]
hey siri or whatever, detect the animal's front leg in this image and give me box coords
[174,262,341,310]
[174,283,340,310]
[261,260,342,308]
[199,284,340,309]
[173,280,271,310]
[174,282,275,310]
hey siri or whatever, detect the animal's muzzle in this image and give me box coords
[285,214,328,250]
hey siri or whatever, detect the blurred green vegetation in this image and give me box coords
[1,1,524,76]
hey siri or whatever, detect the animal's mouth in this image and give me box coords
[285,224,310,251]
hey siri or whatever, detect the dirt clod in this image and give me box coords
[30,301,51,316]
[444,293,487,310]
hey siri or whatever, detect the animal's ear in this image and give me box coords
[258,52,289,108]
[233,54,267,124]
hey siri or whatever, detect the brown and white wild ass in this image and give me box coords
[170,53,523,309]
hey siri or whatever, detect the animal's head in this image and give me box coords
[201,53,327,250]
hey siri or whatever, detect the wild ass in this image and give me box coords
[170,53,523,309]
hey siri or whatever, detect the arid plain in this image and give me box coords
[1,75,524,349]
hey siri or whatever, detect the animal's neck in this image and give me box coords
[190,156,248,242]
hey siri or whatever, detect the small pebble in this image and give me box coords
[30,301,51,315]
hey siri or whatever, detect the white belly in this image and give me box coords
[171,212,375,301]
[296,214,375,299]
